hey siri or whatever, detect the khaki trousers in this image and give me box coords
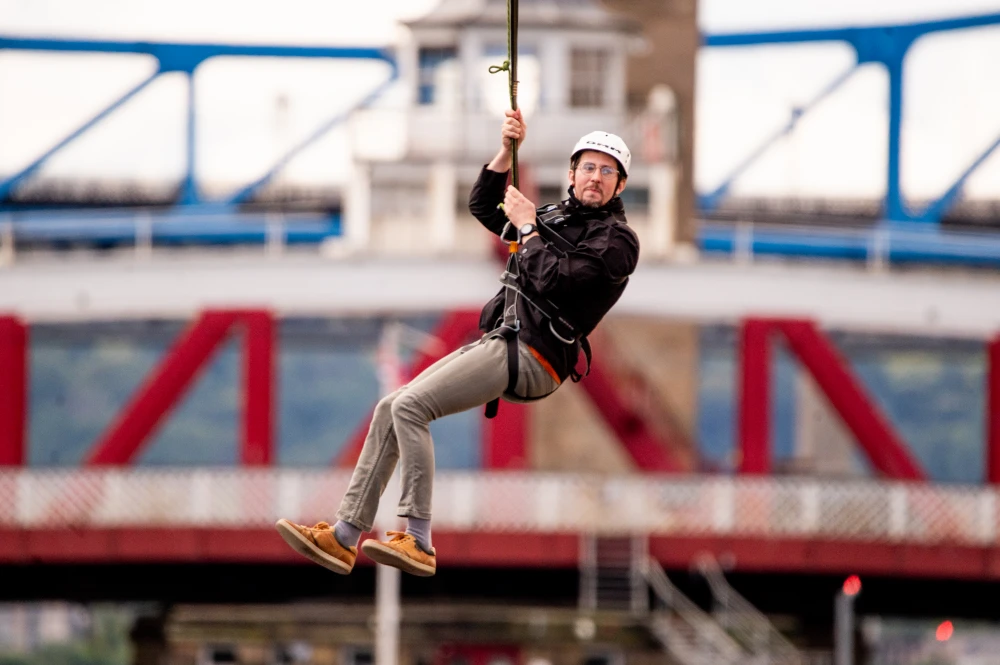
[335,337,559,531]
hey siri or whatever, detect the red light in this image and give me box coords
[842,575,862,596]
[936,621,954,641]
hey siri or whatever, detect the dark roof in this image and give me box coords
[405,0,639,32]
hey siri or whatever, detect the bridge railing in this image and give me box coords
[699,220,1000,269]
[1,470,996,547]
[0,209,341,254]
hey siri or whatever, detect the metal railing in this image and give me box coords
[2,470,997,549]
[0,208,341,261]
[695,553,806,665]
[643,556,745,665]
[7,211,1000,272]
[643,556,835,665]
[699,220,1000,269]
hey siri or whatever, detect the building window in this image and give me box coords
[570,48,608,108]
[618,186,650,214]
[418,46,458,105]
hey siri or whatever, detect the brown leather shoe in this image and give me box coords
[275,519,356,575]
[361,531,436,577]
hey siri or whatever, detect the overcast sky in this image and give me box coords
[1,0,999,202]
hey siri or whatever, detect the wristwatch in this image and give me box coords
[518,223,536,239]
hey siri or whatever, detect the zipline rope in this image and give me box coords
[488,0,519,189]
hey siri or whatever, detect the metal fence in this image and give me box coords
[2,470,996,546]
[699,220,1000,269]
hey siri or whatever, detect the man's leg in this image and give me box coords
[275,386,408,573]
[276,344,476,573]
[393,339,508,522]
[333,389,403,535]
[333,343,475,534]
[361,338,509,575]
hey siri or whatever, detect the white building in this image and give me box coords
[344,0,681,259]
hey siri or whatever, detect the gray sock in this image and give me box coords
[334,520,362,549]
[405,517,433,553]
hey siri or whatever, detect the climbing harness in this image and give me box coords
[482,0,598,419]
[481,209,596,418]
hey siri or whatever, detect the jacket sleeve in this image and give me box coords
[516,220,639,297]
[468,166,510,236]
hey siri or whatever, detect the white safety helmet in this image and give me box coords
[571,131,631,177]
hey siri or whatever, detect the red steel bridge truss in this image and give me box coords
[2,310,1000,578]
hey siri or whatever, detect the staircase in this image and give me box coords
[578,535,648,615]
[694,553,809,664]
[579,535,743,664]
[577,536,827,665]
[642,557,746,665]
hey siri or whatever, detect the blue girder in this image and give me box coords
[0,36,396,207]
[702,12,1000,224]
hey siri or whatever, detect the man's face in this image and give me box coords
[569,150,627,208]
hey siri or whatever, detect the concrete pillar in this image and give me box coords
[428,161,457,252]
[375,325,402,665]
[397,33,419,108]
[460,31,483,113]
[344,161,372,251]
[436,61,463,157]
[375,564,401,665]
[606,50,627,113]
[647,162,677,258]
[540,35,569,112]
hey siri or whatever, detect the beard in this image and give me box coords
[581,187,603,208]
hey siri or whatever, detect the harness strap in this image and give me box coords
[484,320,590,418]
[484,324,521,419]
[485,238,523,419]
[570,336,592,383]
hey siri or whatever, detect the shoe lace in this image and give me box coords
[385,530,410,542]
[312,521,331,530]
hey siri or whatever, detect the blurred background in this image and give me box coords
[2,0,1000,664]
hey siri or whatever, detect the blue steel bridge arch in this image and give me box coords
[0,37,397,208]
[700,11,1000,225]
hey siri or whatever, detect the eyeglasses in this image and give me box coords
[578,162,619,179]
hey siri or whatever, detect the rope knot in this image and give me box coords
[488,60,510,74]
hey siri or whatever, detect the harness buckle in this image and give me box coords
[547,322,573,345]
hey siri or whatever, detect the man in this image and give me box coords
[276,109,639,577]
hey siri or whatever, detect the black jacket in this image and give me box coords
[468,166,640,381]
